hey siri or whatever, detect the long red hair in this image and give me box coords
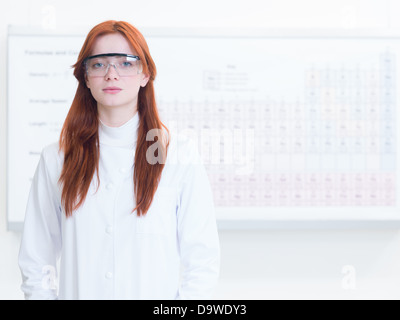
[59,20,169,217]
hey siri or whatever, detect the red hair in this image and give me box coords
[59,20,169,217]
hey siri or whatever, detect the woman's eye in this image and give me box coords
[122,62,133,67]
[91,62,104,69]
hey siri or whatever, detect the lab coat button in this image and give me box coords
[119,167,128,174]
[106,226,113,234]
[106,183,114,190]
[105,272,113,279]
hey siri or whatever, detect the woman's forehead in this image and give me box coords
[91,33,136,56]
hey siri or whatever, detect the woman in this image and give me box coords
[18,20,220,300]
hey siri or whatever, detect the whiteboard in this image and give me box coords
[7,26,400,230]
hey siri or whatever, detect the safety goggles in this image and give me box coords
[84,53,142,77]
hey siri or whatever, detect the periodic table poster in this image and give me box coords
[7,28,400,229]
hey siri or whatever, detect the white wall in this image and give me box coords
[2,0,400,299]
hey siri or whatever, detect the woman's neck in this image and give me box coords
[97,104,138,127]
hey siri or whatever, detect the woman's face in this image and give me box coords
[85,33,149,113]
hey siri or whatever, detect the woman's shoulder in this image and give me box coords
[40,141,64,170]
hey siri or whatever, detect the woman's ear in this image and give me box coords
[140,73,150,87]
[85,74,91,89]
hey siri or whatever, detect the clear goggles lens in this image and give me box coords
[84,53,142,77]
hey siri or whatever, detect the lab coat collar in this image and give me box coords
[98,111,139,149]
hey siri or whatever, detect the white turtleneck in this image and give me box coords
[18,116,220,300]
[98,112,139,149]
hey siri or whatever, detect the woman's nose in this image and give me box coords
[104,63,120,80]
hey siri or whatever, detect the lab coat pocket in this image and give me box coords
[136,186,178,236]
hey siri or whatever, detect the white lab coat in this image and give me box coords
[18,112,220,300]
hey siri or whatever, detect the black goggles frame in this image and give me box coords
[83,53,141,64]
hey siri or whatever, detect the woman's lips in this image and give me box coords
[103,87,122,94]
